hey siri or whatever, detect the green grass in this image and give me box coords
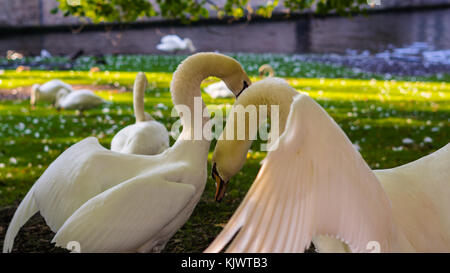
[0,54,449,252]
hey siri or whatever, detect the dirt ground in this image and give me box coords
[0,206,68,253]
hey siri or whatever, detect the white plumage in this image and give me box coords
[203,81,234,99]
[3,52,250,253]
[55,89,108,110]
[30,79,73,106]
[111,72,169,155]
[206,78,450,253]
[156,35,196,53]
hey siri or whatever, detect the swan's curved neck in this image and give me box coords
[224,79,299,143]
[133,73,147,123]
[171,53,233,141]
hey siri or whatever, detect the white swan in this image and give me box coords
[30,79,73,106]
[55,89,109,111]
[206,78,450,253]
[111,72,169,155]
[203,65,273,99]
[156,35,196,53]
[3,52,250,253]
[258,64,275,77]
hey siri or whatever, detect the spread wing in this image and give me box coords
[205,94,393,253]
[52,174,195,253]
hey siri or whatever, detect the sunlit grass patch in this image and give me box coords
[0,60,449,252]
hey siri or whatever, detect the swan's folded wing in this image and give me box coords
[33,137,161,231]
[205,94,393,253]
[52,175,195,253]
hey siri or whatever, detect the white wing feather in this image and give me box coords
[205,94,393,253]
[52,175,195,252]
[33,137,161,230]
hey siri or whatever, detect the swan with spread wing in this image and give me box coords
[206,78,450,253]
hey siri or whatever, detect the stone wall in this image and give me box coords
[0,0,449,27]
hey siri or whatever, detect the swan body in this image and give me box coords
[204,81,234,98]
[111,72,169,155]
[156,35,196,53]
[30,79,73,106]
[3,52,250,253]
[206,78,450,253]
[55,89,108,110]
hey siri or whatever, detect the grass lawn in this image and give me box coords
[0,54,449,252]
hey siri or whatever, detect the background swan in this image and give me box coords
[30,79,73,106]
[258,64,275,77]
[206,78,450,253]
[204,64,273,99]
[156,35,196,53]
[55,89,109,111]
[3,52,250,253]
[111,72,169,155]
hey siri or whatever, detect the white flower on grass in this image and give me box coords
[392,146,404,151]
[9,157,17,164]
[402,138,414,144]
[431,127,440,132]
[352,143,361,151]
[17,122,25,131]
[423,137,433,143]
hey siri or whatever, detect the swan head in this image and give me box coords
[258,64,275,78]
[212,138,250,202]
[184,38,196,53]
[214,56,251,98]
[30,84,40,106]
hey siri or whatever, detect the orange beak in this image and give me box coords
[212,163,228,202]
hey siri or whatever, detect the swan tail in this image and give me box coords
[3,189,38,253]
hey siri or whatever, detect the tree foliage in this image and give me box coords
[52,0,369,24]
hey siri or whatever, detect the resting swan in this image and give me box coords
[30,79,73,106]
[3,52,250,253]
[111,72,169,155]
[55,89,109,111]
[206,78,450,253]
[156,35,196,53]
[204,64,274,99]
